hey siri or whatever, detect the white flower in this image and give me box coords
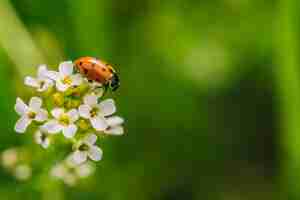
[34,127,56,149]
[47,61,83,92]
[2,148,18,169]
[79,94,116,131]
[42,108,79,138]
[14,164,32,181]
[104,116,124,135]
[24,65,54,92]
[51,159,95,186]
[14,97,48,133]
[71,134,102,165]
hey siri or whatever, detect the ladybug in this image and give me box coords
[74,56,120,91]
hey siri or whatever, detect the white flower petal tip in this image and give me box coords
[24,77,39,87]
[104,116,125,135]
[63,124,77,138]
[88,146,102,161]
[15,98,28,116]
[84,94,98,106]
[59,61,74,76]
[72,151,87,165]
[105,126,124,135]
[100,99,116,116]
[15,117,31,133]
[84,134,97,145]
[78,105,91,119]
[91,116,108,131]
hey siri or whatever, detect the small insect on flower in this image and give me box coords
[74,57,120,91]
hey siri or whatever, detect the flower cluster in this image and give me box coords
[51,156,95,186]
[1,148,32,181]
[12,61,124,185]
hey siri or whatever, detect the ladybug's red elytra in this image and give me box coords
[74,57,120,91]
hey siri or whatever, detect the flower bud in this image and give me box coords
[52,92,64,107]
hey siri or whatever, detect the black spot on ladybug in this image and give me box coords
[79,62,83,66]
[83,68,88,74]
[102,68,106,72]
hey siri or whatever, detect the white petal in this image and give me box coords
[34,130,42,144]
[90,116,108,131]
[41,139,50,149]
[84,94,98,106]
[67,109,79,122]
[99,99,116,116]
[88,146,102,161]
[35,109,48,122]
[51,164,66,178]
[105,126,124,135]
[34,131,50,148]
[56,81,69,92]
[42,120,63,133]
[51,108,64,119]
[78,105,91,119]
[46,71,60,81]
[106,116,124,127]
[15,98,28,115]
[37,64,48,77]
[24,77,39,87]
[38,79,53,92]
[59,61,73,76]
[84,134,97,145]
[62,124,77,138]
[15,117,31,133]
[76,163,94,178]
[70,74,83,86]
[72,150,87,165]
[29,97,42,111]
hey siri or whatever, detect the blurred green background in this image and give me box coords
[1,0,300,199]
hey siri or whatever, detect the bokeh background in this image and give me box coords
[0,0,299,199]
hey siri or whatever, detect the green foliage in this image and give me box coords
[0,0,293,199]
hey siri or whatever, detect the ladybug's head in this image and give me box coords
[109,73,120,91]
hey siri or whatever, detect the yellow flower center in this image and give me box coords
[78,143,89,151]
[63,76,72,85]
[59,114,70,126]
[27,112,36,119]
[90,107,99,118]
